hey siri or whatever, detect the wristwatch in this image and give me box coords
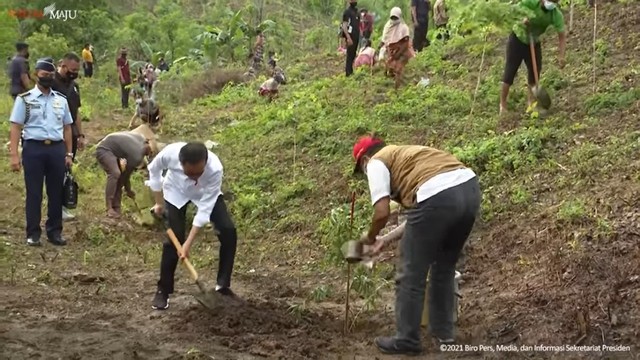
[66,153,74,158]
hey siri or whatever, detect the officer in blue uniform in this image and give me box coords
[8,58,74,247]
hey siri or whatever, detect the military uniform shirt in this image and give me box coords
[9,86,73,141]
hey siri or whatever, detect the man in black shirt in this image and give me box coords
[52,52,85,221]
[342,0,360,77]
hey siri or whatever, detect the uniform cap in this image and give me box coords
[35,58,56,72]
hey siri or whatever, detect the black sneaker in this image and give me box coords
[374,336,423,356]
[26,236,41,247]
[151,290,169,310]
[216,287,237,298]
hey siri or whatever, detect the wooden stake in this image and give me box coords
[469,31,488,117]
[344,262,352,334]
[344,192,357,334]
[592,0,597,93]
[569,0,574,33]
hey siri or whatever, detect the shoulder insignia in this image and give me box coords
[52,90,67,99]
[18,91,32,97]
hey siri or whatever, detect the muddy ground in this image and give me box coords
[1,2,639,360]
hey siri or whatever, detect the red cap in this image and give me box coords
[352,136,383,174]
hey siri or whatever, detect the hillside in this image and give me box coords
[1,1,639,359]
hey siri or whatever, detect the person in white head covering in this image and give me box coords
[378,7,415,88]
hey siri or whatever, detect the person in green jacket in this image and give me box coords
[499,0,566,114]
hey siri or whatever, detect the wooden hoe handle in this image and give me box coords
[529,32,540,86]
[166,228,199,282]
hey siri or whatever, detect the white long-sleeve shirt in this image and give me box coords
[145,142,223,228]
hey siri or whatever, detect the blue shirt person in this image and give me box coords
[8,58,74,247]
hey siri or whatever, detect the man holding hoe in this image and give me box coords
[352,134,481,355]
[146,141,238,310]
[499,0,566,114]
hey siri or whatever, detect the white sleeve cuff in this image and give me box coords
[145,179,163,192]
[192,212,210,228]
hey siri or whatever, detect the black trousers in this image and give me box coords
[158,196,238,294]
[345,36,359,76]
[120,82,130,109]
[502,32,541,86]
[22,140,66,239]
[83,62,93,78]
[413,21,429,52]
[71,124,79,160]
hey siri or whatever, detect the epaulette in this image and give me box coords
[52,90,67,99]
[18,91,31,97]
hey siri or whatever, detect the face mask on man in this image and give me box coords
[67,72,78,80]
[38,76,54,89]
[24,52,30,59]
[543,0,557,10]
[351,2,358,8]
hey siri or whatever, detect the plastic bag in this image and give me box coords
[62,169,78,209]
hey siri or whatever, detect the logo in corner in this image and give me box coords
[43,3,56,17]
[43,2,78,21]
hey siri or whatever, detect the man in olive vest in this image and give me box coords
[352,135,481,355]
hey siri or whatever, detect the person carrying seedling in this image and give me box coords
[146,142,238,310]
[258,72,285,102]
[351,134,481,355]
[95,126,161,219]
[499,0,566,114]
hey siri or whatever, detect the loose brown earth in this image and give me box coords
[1,3,639,360]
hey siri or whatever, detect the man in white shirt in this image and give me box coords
[351,135,481,355]
[146,142,238,310]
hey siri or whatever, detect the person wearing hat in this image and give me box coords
[9,42,32,99]
[116,48,132,109]
[8,57,74,247]
[95,124,161,218]
[351,134,481,355]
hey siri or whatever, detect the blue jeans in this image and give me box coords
[22,140,66,238]
[395,177,481,346]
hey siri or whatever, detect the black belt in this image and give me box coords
[24,139,64,145]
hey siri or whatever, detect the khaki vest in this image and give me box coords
[372,145,465,208]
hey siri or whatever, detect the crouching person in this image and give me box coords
[146,142,238,310]
[96,126,160,218]
[351,134,481,355]
[258,73,285,102]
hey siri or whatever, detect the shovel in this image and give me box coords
[165,228,222,311]
[529,32,552,110]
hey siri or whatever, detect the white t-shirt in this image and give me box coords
[366,159,476,206]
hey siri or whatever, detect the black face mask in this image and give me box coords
[38,76,54,89]
[67,71,78,80]
[24,52,30,59]
[351,2,357,7]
